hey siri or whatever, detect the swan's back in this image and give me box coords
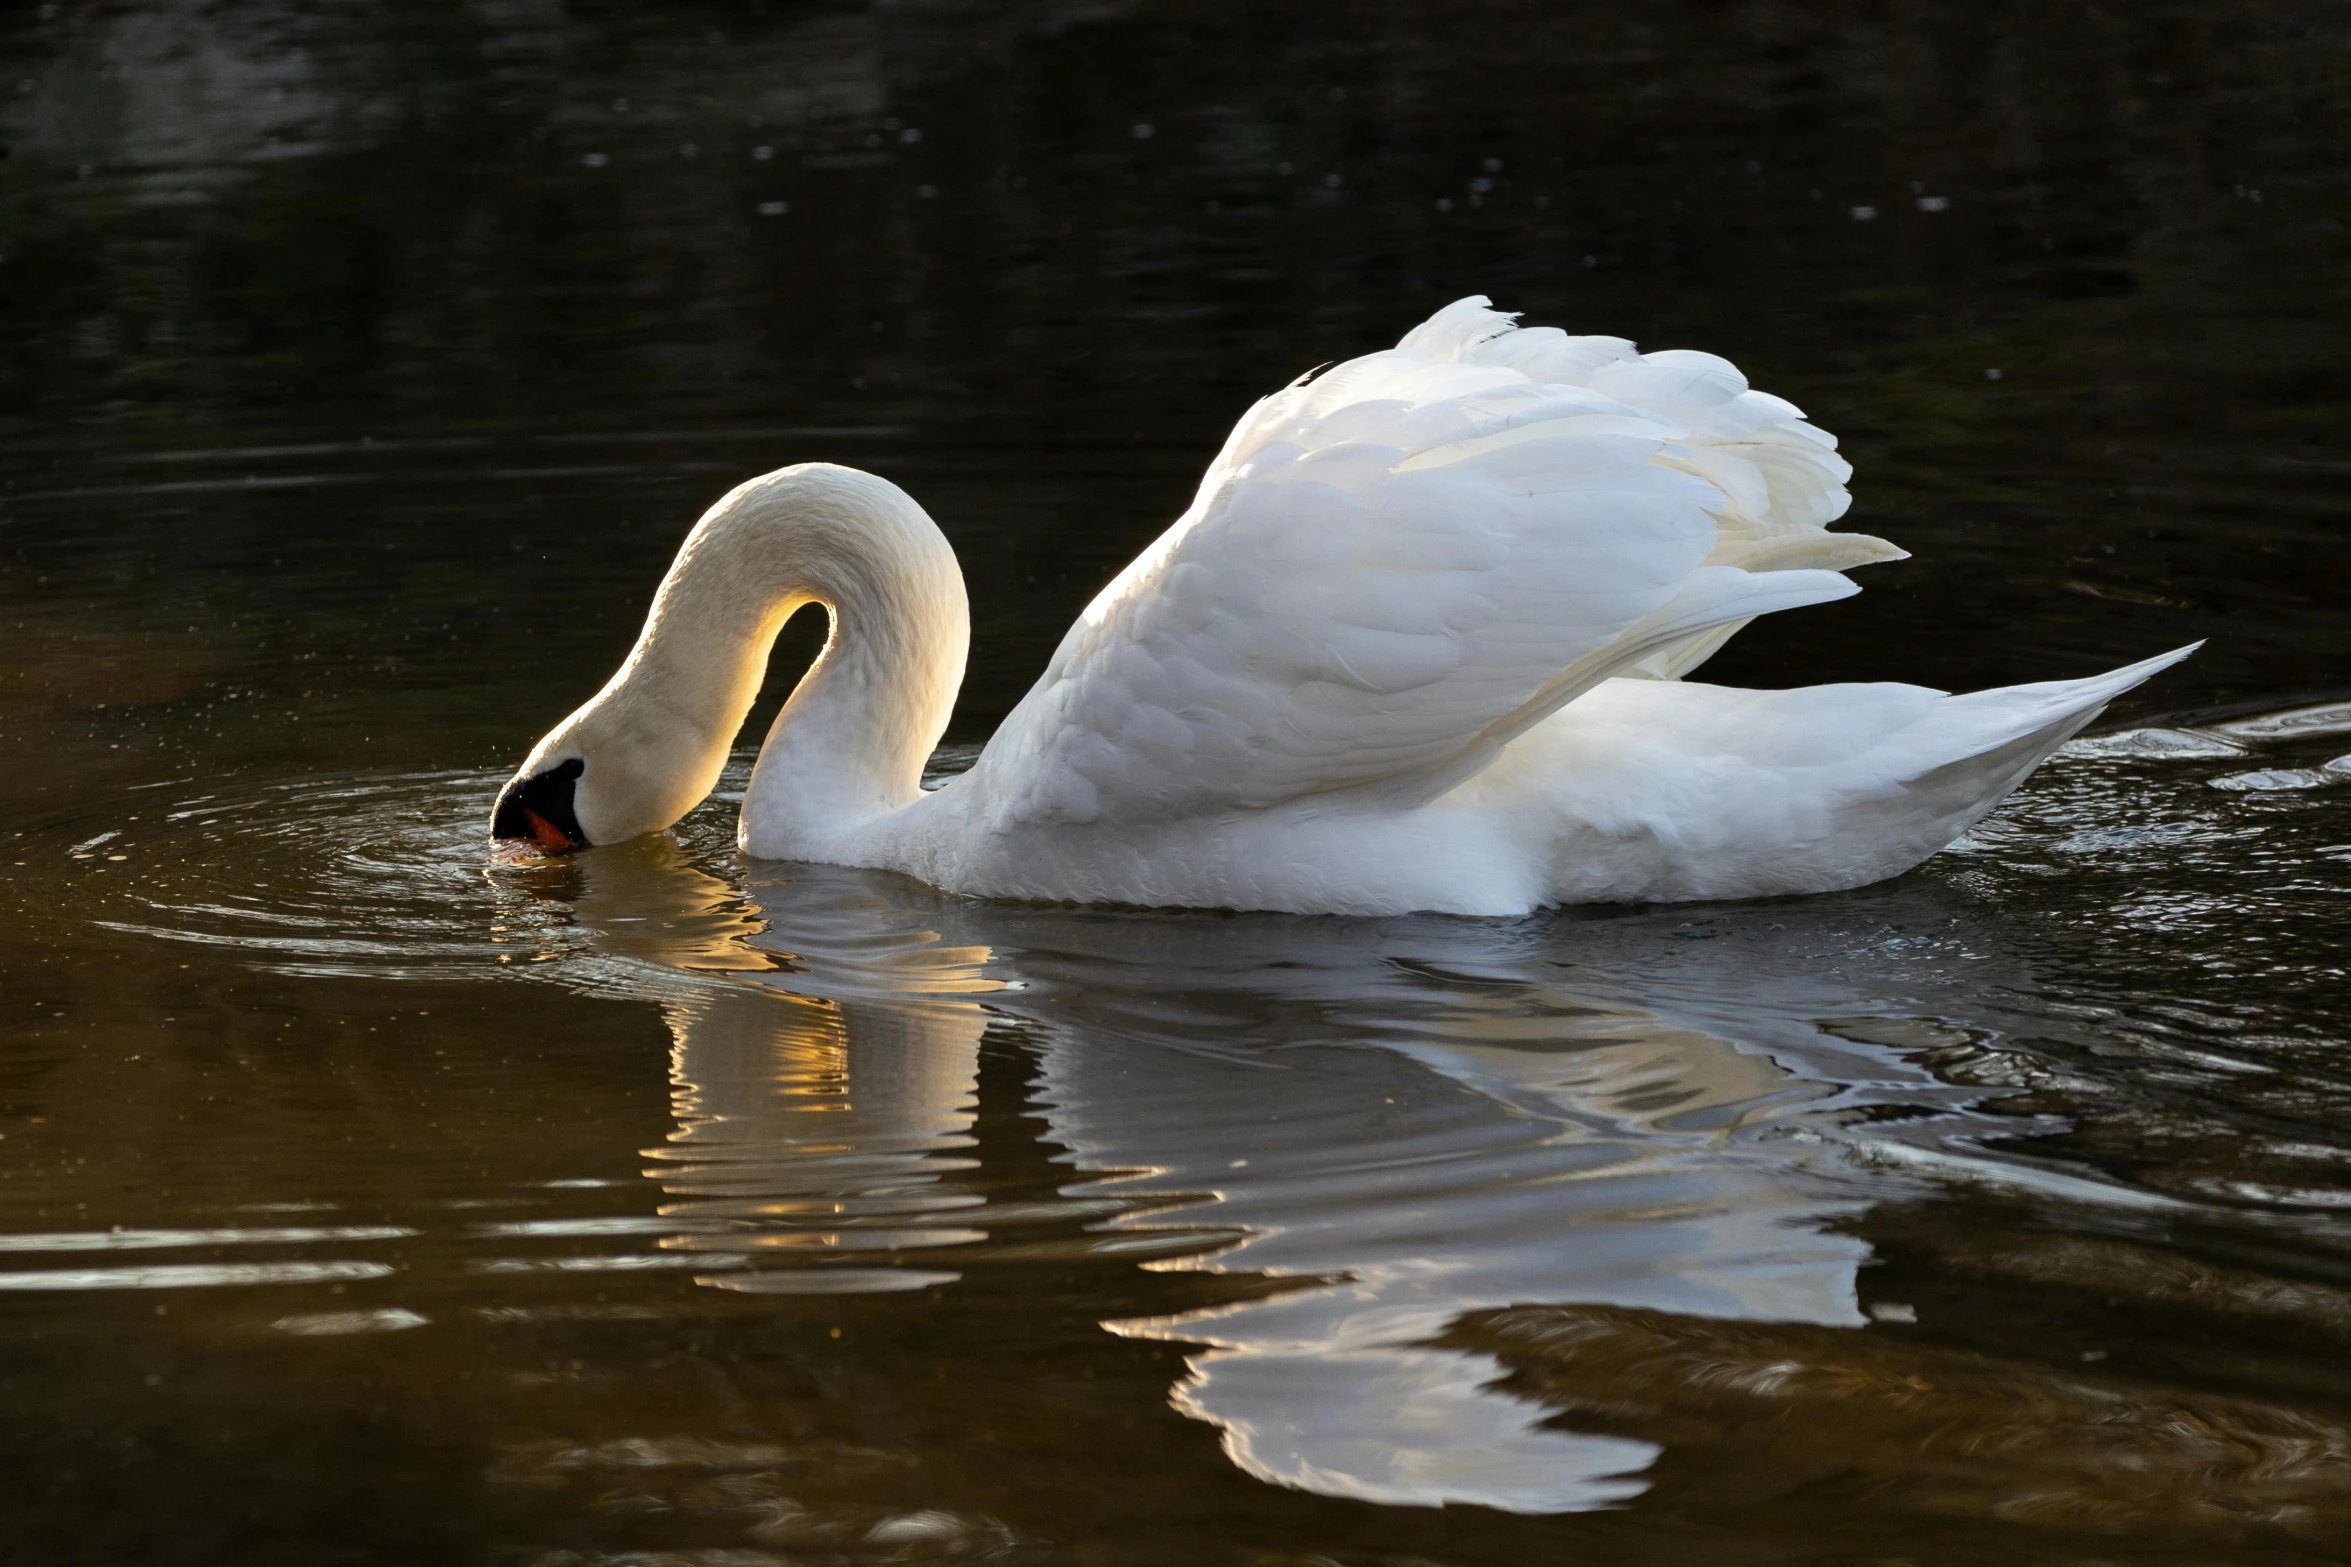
[841,298,2191,914]
[965,297,1902,831]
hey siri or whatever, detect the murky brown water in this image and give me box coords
[4,3,2351,1563]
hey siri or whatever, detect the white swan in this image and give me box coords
[492,296,2193,916]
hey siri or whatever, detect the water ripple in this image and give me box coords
[19,700,2351,1515]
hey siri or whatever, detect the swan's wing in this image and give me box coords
[979,297,1901,827]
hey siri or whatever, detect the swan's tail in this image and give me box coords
[1876,643,2203,786]
[1818,641,2203,889]
[1513,644,2202,904]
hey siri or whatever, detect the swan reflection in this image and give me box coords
[563,841,995,1296]
[556,841,2039,1514]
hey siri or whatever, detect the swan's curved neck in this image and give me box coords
[559,464,967,852]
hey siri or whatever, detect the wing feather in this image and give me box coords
[974,298,1896,827]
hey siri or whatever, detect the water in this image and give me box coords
[4,2,2351,1562]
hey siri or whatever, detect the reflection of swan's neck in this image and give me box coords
[568,463,968,852]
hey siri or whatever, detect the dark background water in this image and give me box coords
[5,0,2348,810]
[4,3,2351,1564]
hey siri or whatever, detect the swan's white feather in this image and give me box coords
[881,647,2193,916]
[1459,644,2202,905]
[512,297,2197,917]
[973,298,1888,830]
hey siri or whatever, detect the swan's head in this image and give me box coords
[491,689,729,855]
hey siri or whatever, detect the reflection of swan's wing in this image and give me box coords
[978,905,1943,1514]
[1179,1348,1658,1514]
[968,297,1875,826]
[1031,993,1875,1512]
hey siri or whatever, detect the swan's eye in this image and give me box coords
[492,757,588,853]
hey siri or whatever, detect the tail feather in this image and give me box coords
[1880,643,2204,784]
[1507,645,2204,904]
[1815,644,2208,894]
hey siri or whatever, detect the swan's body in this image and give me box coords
[495,297,2192,916]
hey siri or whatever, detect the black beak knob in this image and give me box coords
[492,758,588,852]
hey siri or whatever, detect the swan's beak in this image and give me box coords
[491,758,589,854]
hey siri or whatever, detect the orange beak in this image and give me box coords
[523,807,577,854]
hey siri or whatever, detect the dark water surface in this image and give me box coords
[5,3,2351,1563]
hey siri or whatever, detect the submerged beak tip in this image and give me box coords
[491,758,589,856]
[522,806,581,854]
